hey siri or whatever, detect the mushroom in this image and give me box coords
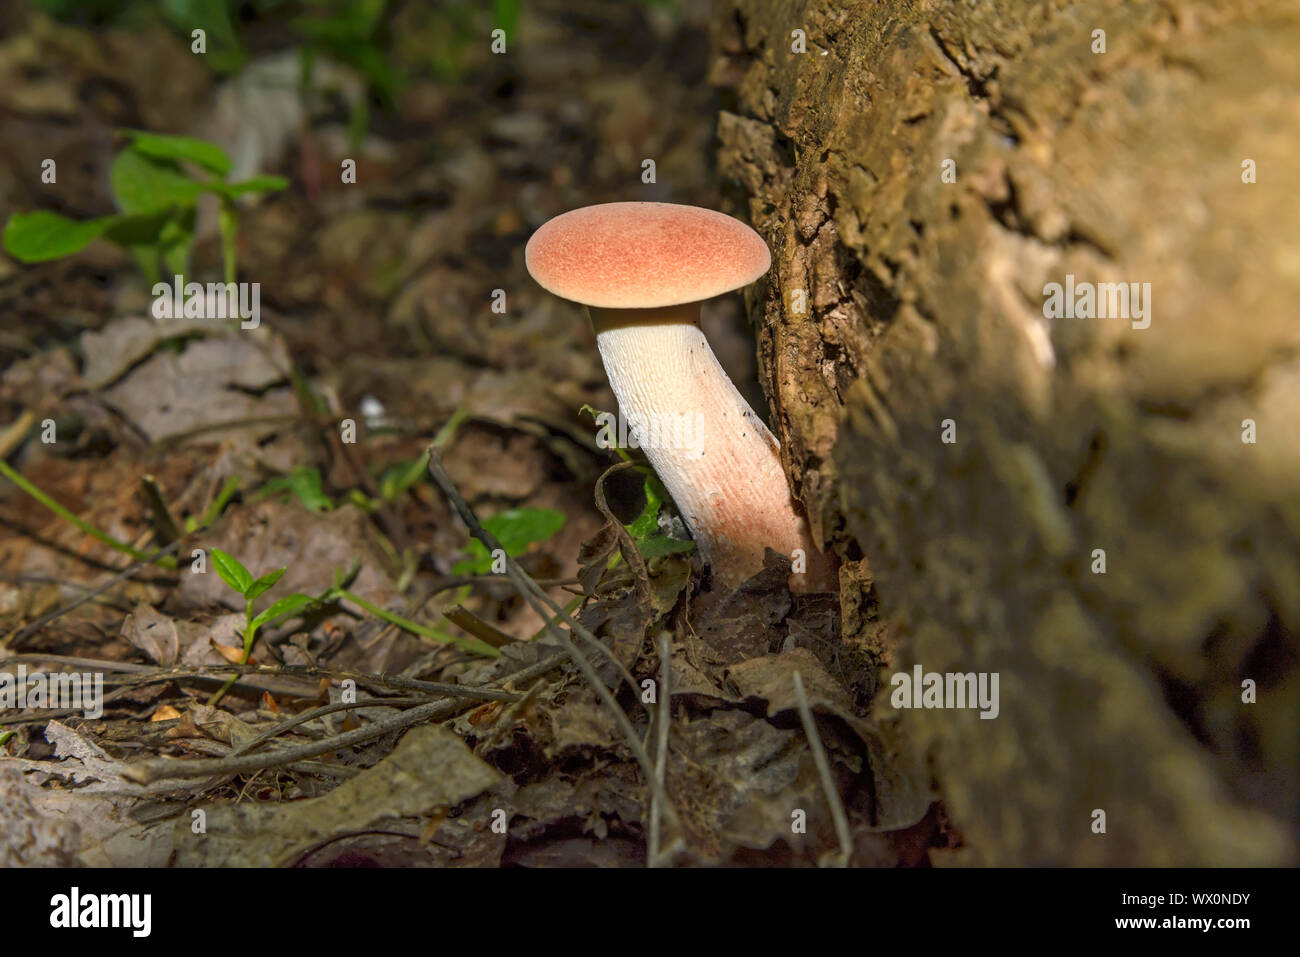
[525,201,834,592]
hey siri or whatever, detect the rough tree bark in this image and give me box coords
[711,0,1298,865]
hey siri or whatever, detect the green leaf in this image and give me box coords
[158,208,195,281]
[254,467,333,512]
[221,174,289,198]
[162,0,245,74]
[378,452,429,503]
[110,149,204,216]
[211,548,253,595]
[125,244,162,287]
[3,211,116,262]
[250,593,315,632]
[120,130,232,176]
[493,0,520,40]
[346,488,381,511]
[245,567,287,602]
[452,507,566,576]
[101,211,170,247]
[636,535,696,560]
[627,473,669,541]
[622,472,693,560]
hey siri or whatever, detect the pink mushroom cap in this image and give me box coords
[524,202,772,309]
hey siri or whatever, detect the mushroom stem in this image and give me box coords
[589,303,833,592]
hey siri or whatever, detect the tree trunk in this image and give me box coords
[711,0,1299,865]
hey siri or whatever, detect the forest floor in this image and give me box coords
[0,0,943,866]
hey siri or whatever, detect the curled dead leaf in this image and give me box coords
[211,641,250,665]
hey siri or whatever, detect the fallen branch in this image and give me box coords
[426,445,682,847]
[118,652,569,783]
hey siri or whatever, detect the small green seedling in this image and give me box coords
[211,548,317,663]
[252,467,335,512]
[343,452,431,513]
[453,507,566,576]
[207,548,317,704]
[3,130,286,286]
[207,549,496,706]
[376,453,430,504]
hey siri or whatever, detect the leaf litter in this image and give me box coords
[0,2,939,867]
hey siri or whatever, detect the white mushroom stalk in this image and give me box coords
[526,202,834,592]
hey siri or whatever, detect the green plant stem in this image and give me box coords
[527,593,584,642]
[207,670,242,706]
[219,198,238,285]
[207,601,256,707]
[0,459,176,569]
[198,475,241,529]
[432,406,469,449]
[338,588,497,658]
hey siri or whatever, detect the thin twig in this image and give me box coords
[648,631,672,868]
[4,536,189,649]
[442,605,516,648]
[0,655,530,703]
[792,670,853,867]
[426,445,681,836]
[138,475,183,545]
[117,653,571,784]
[431,454,640,694]
[227,695,440,756]
[0,409,38,460]
[123,697,454,783]
[0,685,138,726]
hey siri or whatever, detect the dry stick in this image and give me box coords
[0,409,38,461]
[0,655,327,701]
[427,447,638,693]
[648,631,672,868]
[0,654,525,703]
[0,684,139,726]
[425,446,680,836]
[138,475,183,545]
[119,665,506,705]
[226,694,443,756]
[123,697,453,783]
[792,670,854,868]
[443,605,517,648]
[426,447,637,689]
[120,651,570,784]
[4,536,188,649]
[369,575,581,649]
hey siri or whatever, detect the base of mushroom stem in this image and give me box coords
[701,546,838,594]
